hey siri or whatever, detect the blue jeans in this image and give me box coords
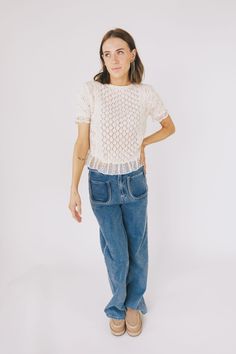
[87,165,148,320]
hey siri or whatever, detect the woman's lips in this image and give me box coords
[111,67,121,71]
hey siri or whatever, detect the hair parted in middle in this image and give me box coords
[93,28,145,84]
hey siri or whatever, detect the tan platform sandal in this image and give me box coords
[109,318,126,336]
[125,308,142,336]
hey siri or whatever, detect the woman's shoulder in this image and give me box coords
[85,79,102,89]
[135,82,157,99]
[140,82,155,91]
[77,80,98,100]
[140,82,163,98]
[80,80,103,97]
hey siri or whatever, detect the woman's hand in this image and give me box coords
[140,143,147,174]
[68,190,82,223]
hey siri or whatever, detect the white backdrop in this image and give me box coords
[0,0,235,353]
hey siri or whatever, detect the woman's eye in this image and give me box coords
[103,51,124,58]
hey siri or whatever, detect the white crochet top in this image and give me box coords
[74,80,169,175]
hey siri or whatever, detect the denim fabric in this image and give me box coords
[87,165,148,320]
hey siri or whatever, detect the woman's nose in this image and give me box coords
[111,53,119,62]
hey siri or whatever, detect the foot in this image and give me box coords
[125,307,142,336]
[109,318,126,336]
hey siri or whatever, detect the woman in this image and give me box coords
[68,28,176,337]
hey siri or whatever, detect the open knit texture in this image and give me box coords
[74,80,169,175]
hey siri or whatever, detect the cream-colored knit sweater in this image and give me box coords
[74,80,169,175]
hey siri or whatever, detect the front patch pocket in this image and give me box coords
[127,171,148,200]
[89,179,111,204]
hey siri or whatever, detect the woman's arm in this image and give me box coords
[142,115,176,148]
[140,115,175,173]
[69,123,90,222]
[70,123,90,192]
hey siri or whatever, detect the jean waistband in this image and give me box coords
[87,165,145,179]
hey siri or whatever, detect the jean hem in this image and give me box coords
[125,303,148,315]
[106,314,126,320]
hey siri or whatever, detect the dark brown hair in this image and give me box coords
[93,28,145,84]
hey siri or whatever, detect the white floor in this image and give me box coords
[0,258,235,354]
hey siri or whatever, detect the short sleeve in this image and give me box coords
[74,82,92,124]
[147,85,169,123]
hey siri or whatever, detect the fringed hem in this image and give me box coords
[85,153,143,175]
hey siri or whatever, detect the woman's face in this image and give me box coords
[102,37,136,83]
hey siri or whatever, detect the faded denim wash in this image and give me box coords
[87,165,148,320]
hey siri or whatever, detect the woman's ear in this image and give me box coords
[131,48,136,61]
